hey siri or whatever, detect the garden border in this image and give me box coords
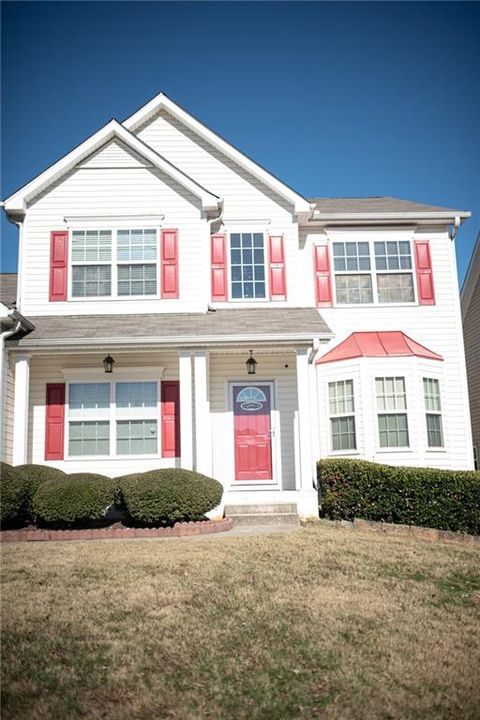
[315,517,480,548]
[0,518,233,543]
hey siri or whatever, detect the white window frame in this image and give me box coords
[375,376,410,449]
[423,377,444,449]
[332,238,417,307]
[227,230,269,302]
[64,374,163,460]
[328,379,357,453]
[68,226,161,301]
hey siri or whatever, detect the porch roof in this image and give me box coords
[9,308,332,349]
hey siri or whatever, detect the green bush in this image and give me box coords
[118,468,223,524]
[33,473,116,528]
[15,464,67,521]
[317,458,480,535]
[0,463,27,527]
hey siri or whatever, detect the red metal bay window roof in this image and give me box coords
[316,331,443,364]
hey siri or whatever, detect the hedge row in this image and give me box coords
[0,463,223,529]
[318,458,480,535]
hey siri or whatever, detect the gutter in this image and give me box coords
[9,331,333,351]
[308,211,471,226]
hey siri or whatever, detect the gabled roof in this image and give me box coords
[8,308,332,349]
[308,196,470,225]
[316,331,443,364]
[2,120,221,215]
[123,92,312,216]
[461,231,480,320]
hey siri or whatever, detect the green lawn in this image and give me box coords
[1,526,480,719]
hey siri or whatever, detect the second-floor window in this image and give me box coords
[71,228,158,298]
[333,240,415,305]
[230,232,266,300]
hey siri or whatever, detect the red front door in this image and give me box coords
[233,384,273,481]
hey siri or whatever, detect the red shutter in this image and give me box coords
[211,233,227,301]
[161,229,179,299]
[161,381,180,458]
[45,383,65,460]
[49,231,68,301]
[268,235,287,300]
[313,244,332,306]
[414,240,435,305]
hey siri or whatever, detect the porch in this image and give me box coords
[6,308,331,518]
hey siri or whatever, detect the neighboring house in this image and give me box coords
[461,232,480,470]
[0,93,475,518]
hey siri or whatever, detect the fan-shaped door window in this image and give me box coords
[236,386,267,411]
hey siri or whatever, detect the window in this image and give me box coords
[374,241,414,303]
[230,232,266,299]
[329,380,357,451]
[70,228,158,298]
[333,242,373,304]
[332,239,415,305]
[67,381,159,457]
[68,383,110,455]
[423,378,444,448]
[71,231,112,297]
[376,377,409,447]
[115,382,158,455]
[117,229,157,296]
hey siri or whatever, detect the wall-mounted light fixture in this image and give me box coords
[103,355,115,374]
[245,349,257,375]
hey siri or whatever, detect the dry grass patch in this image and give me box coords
[1,526,480,719]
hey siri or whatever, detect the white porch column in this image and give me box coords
[178,351,193,470]
[13,354,30,465]
[295,347,318,517]
[193,350,212,477]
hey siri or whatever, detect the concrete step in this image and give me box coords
[225,503,297,516]
[229,512,300,527]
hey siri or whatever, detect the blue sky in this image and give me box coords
[1,1,479,284]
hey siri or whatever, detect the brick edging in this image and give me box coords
[0,518,233,543]
[316,517,480,548]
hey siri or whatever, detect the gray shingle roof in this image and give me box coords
[0,274,18,308]
[12,308,331,347]
[308,196,469,217]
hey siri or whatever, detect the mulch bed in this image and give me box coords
[0,518,233,543]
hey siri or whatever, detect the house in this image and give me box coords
[461,232,480,470]
[0,92,475,519]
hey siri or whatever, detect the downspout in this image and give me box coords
[449,216,461,241]
[0,320,21,461]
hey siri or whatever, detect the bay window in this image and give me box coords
[333,239,415,305]
[328,379,357,451]
[376,376,409,448]
[423,378,444,448]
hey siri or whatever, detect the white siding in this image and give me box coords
[209,351,298,491]
[312,227,473,470]
[78,139,154,168]
[20,160,208,316]
[27,351,180,477]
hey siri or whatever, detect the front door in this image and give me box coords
[232,384,273,481]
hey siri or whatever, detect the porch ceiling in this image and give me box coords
[7,308,332,350]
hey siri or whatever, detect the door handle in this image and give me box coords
[269,429,276,437]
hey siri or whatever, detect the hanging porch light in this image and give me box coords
[103,354,115,374]
[245,349,257,375]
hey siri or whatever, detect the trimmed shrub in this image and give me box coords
[318,458,480,535]
[119,468,223,524]
[33,473,116,528]
[0,463,27,527]
[15,464,67,521]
